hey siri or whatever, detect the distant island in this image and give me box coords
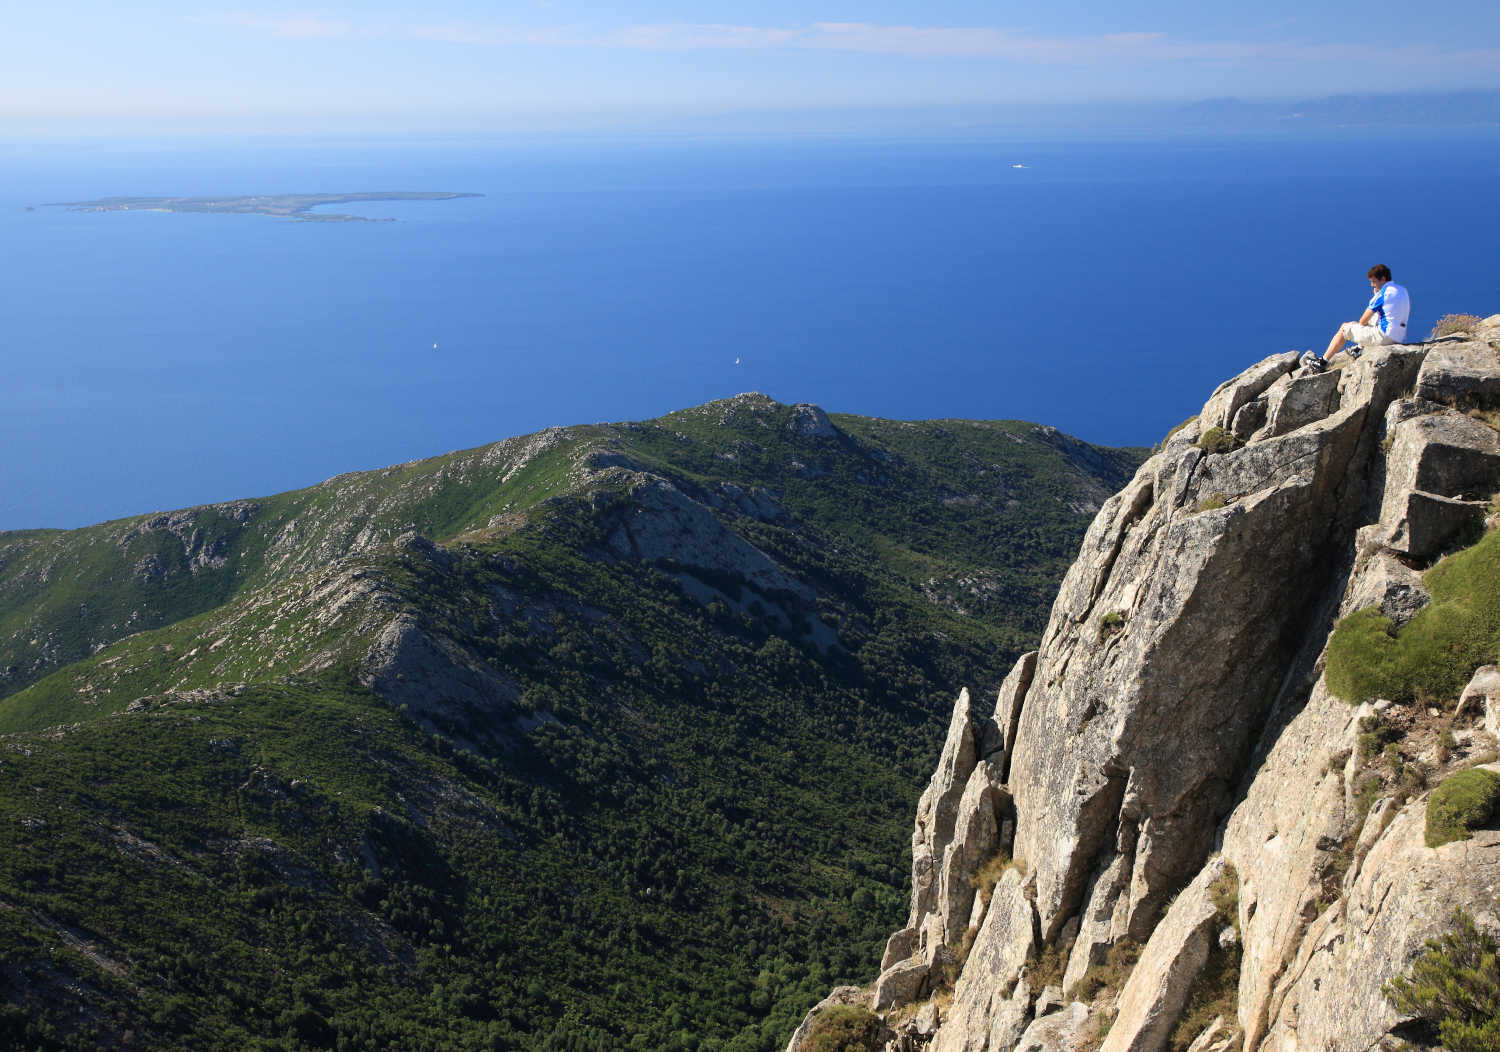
[42,192,482,223]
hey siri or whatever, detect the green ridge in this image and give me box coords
[0,395,1144,1049]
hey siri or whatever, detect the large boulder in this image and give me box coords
[1415,337,1500,406]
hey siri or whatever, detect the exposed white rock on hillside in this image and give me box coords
[790,316,1500,1052]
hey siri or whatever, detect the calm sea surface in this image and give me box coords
[3,132,1498,530]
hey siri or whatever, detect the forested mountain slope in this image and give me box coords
[0,394,1143,1050]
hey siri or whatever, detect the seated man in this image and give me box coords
[1319,264,1411,363]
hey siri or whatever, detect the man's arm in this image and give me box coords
[1358,307,1376,325]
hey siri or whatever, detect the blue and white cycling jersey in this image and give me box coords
[1367,282,1411,342]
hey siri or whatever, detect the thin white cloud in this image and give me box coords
[191,13,352,39]
[610,24,801,51]
[795,23,1165,59]
[190,13,1500,70]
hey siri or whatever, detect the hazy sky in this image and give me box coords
[8,1,1500,132]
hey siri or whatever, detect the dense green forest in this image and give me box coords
[0,395,1143,1049]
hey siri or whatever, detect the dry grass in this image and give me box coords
[1430,313,1485,339]
[1071,938,1142,1003]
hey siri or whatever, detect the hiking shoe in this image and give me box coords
[1301,352,1327,373]
[1346,347,1362,360]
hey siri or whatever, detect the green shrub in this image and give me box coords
[1427,768,1500,848]
[1384,906,1500,1052]
[1357,713,1400,762]
[1430,314,1485,339]
[803,1005,884,1052]
[1192,493,1228,513]
[1195,428,1240,455]
[1097,610,1127,643]
[1325,528,1500,704]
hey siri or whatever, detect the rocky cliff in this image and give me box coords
[792,317,1500,1052]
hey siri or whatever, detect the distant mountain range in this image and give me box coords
[649,91,1500,135]
[1171,91,1500,129]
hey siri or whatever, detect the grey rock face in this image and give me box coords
[786,403,839,438]
[1183,1017,1233,1052]
[1012,1002,1091,1052]
[881,687,1015,987]
[982,652,1037,774]
[906,689,981,959]
[1009,396,1368,976]
[933,869,1038,1052]
[1339,548,1429,627]
[607,477,814,600]
[1259,799,1500,1050]
[1102,857,1225,1052]
[802,329,1500,1052]
[1460,665,1500,736]
[873,956,936,1011]
[1263,368,1340,437]
[1198,352,1301,432]
[1381,410,1500,510]
[359,614,523,748]
[1415,334,1500,405]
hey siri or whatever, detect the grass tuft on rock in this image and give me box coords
[1097,610,1127,643]
[1325,528,1500,705]
[803,1005,885,1052]
[1426,768,1500,848]
[1194,428,1241,455]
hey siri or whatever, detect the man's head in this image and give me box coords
[1367,264,1392,286]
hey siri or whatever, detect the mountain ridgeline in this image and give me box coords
[0,394,1143,1050]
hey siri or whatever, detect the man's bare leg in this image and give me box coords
[1324,324,1352,360]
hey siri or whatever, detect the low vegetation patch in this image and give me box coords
[1194,427,1241,455]
[1028,939,1071,992]
[1192,492,1228,513]
[1071,938,1142,1003]
[1358,713,1400,761]
[803,1005,884,1052]
[1325,528,1500,705]
[1430,314,1485,339]
[1426,768,1500,848]
[970,851,1015,908]
[1384,905,1500,1052]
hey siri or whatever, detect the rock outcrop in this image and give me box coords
[790,316,1500,1051]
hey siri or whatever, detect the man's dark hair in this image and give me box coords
[1367,264,1392,283]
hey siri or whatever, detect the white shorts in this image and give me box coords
[1340,322,1396,348]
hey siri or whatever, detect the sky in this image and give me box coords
[7,1,1500,134]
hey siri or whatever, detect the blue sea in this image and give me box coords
[3,131,1499,531]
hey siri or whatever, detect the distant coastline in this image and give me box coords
[41,192,482,223]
